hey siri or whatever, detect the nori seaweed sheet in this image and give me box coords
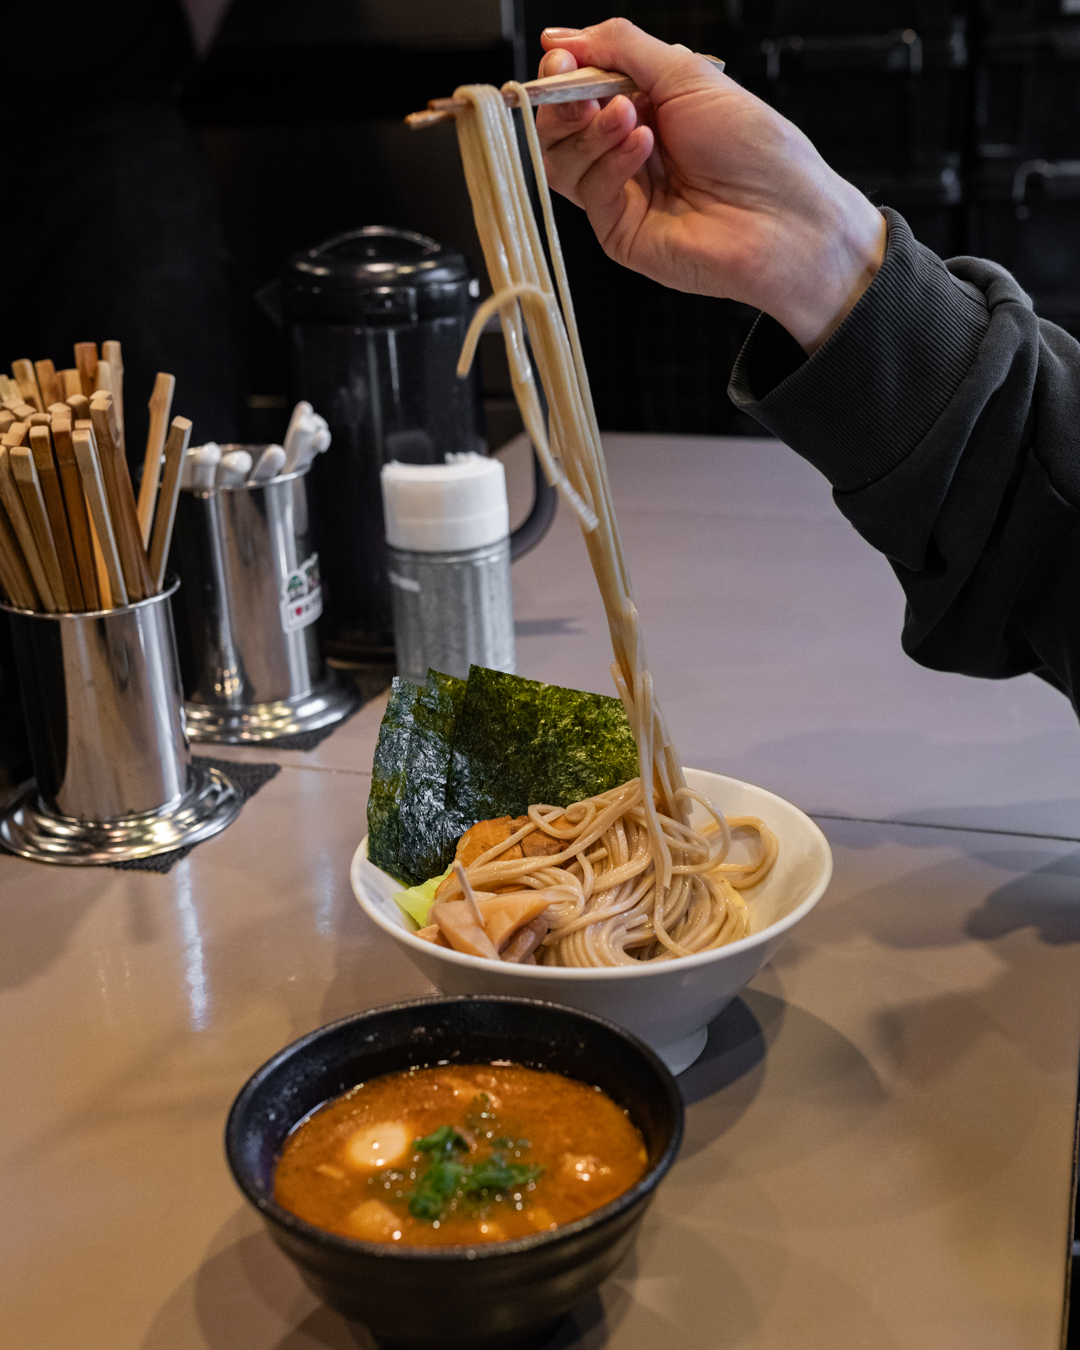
[366,677,422,882]
[367,665,640,885]
[396,670,468,886]
[445,666,639,823]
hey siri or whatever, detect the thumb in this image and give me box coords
[540,18,720,103]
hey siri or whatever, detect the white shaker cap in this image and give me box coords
[381,453,510,552]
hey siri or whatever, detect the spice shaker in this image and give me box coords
[381,454,515,684]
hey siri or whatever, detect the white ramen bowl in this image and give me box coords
[351,769,832,1074]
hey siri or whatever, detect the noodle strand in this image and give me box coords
[446,85,779,964]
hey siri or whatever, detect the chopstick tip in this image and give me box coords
[406,108,455,129]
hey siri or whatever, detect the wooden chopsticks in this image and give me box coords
[52,415,100,609]
[0,441,55,610]
[11,444,69,611]
[12,359,45,412]
[137,372,175,546]
[405,57,725,128]
[148,415,190,589]
[0,506,36,610]
[0,342,189,613]
[90,393,153,601]
[29,424,84,609]
[74,342,98,397]
[72,427,127,607]
[102,341,124,440]
[35,360,61,408]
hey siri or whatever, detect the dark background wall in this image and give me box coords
[183,0,1080,442]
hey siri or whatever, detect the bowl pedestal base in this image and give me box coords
[654,1026,709,1075]
[376,1315,564,1350]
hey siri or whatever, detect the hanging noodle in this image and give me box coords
[439,83,778,964]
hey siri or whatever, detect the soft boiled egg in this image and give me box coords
[346,1198,403,1242]
[343,1121,411,1171]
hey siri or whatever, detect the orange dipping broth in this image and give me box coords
[274,1063,648,1247]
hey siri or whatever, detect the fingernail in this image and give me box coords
[543,27,581,38]
[598,97,624,130]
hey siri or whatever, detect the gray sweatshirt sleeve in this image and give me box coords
[728,207,1080,708]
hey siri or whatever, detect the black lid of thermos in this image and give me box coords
[280,226,476,325]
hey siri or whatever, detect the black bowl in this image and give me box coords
[225,995,684,1350]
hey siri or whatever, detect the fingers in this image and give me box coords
[543,93,655,243]
[574,121,655,254]
[540,18,716,102]
[540,92,639,204]
[537,46,600,126]
[539,46,574,77]
[535,44,603,173]
[536,23,660,240]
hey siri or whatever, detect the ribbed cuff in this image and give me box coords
[728,209,991,492]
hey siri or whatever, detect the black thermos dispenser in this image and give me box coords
[276,227,485,661]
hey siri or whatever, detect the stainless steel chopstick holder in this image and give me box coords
[0,579,241,864]
[169,451,358,742]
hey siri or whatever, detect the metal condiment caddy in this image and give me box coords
[169,449,359,742]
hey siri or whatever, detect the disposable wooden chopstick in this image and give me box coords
[11,445,69,611]
[29,424,85,610]
[71,428,127,607]
[0,500,38,610]
[11,359,44,412]
[0,447,52,610]
[137,372,175,546]
[52,418,100,609]
[95,360,118,446]
[89,397,151,601]
[76,409,115,606]
[75,424,115,610]
[92,388,126,465]
[147,415,190,590]
[34,360,62,408]
[406,57,726,127]
[74,342,98,397]
[101,341,124,440]
[2,340,165,609]
[86,514,113,609]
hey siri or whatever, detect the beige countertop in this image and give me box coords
[3,434,1079,1349]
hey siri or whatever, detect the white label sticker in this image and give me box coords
[281,552,323,633]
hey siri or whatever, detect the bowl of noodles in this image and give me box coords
[352,768,832,1074]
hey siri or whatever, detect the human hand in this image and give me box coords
[536,19,886,353]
